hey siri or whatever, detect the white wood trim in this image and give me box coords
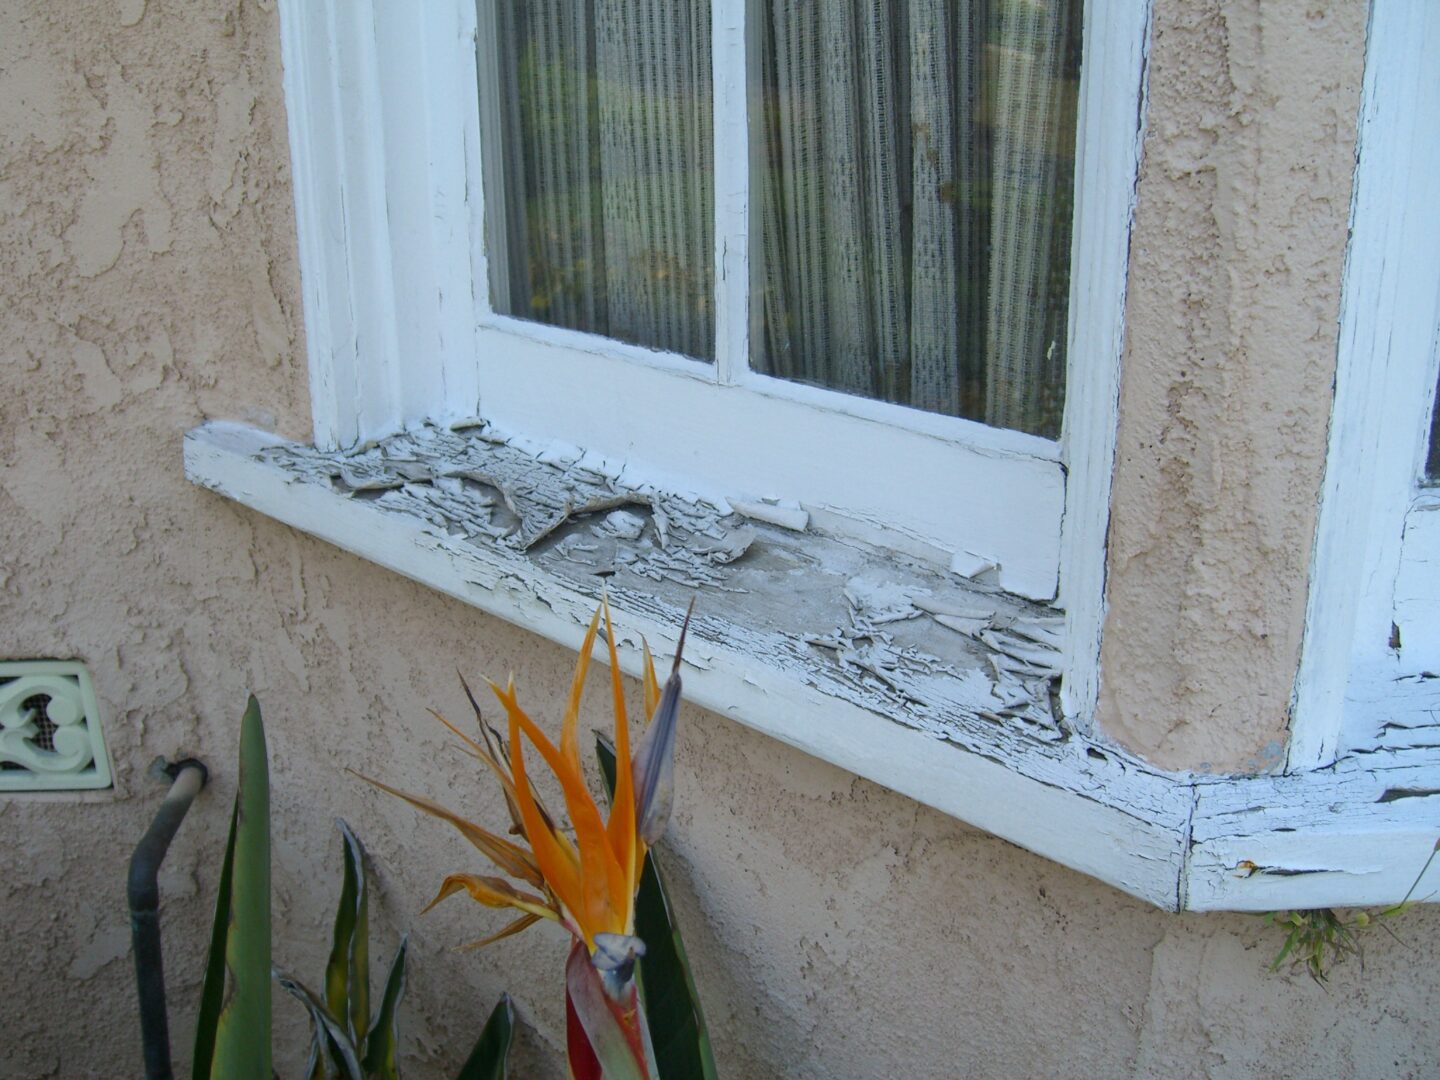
[712,0,750,388]
[1186,750,1440,911]
[1392,493,1440,676]
[471,324,1067,600]
[186,420,1440,911]
[476,313,717,385]
[481,302,1065,461]
[278,0,375,448]
[419,1,485,425]
[276,0,482,448]
[1290,2,1440,769]
[471,0,506,320]
[1056,0,1153,729]
[734,369,1063,462]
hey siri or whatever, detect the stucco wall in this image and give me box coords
[3,2,1438,1079]
[1099,0,1366,771]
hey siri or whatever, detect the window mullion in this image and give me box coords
[712,0,750,387]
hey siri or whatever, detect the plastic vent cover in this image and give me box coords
[0,661,112,791]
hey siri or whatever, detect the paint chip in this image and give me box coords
[730,498,809,532]
[949,550,998,580]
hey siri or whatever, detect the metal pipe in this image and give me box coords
[128,758,209,1080]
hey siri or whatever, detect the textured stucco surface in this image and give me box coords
[3,2,1439,1079]
[1098,0,1367,771]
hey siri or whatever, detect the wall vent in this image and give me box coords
[0,661,113,791]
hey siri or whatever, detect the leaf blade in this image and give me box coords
[277,972,364,1079]
[360,937,408,1080]
[208,696,273,1076]
[192,800,239,1078]
[324,819,370,1044]
[454,994,516,1080]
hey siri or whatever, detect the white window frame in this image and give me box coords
[277,0,1150,719]
[1291,1,1440,770]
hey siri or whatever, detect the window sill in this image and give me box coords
[184,420,1440,911]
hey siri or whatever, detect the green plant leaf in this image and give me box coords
[192,800,238,1078]
[1271,925,1300,971]
[278,972,364,1079]
[454,995,515,1080]
[326,818,371,1044]
[596,733,719,1080]
[196,695,272,1078]
[360,936,409,1079]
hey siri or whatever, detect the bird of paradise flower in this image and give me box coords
[359,599,692,1080]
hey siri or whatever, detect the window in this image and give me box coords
[206,0,1212,909]
[276,0,1146,617]
[477,1,1082,438]
[263,0,1148,819]
[463,0,1131,608]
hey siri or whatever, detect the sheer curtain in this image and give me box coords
[755,0,1081,438]
[485,0,714,360]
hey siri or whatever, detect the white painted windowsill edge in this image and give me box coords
[184,421,1440,912]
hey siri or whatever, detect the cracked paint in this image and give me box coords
[262,421,1070,742]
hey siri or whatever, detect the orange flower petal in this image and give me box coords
[495,678,625,940]
[423,872,557,922]
[562,606,604,773]
[487,679,580,861]
[457,912,544,951]
[496,684,592,941]
[352,770,543,889]
[640,638,660,721]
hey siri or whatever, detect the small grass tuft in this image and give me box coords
[1261,839,1439,985]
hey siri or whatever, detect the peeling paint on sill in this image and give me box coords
[262,421,1068,745]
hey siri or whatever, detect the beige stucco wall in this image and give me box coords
[2,2,1437,1079]
[1100,0,1366,771]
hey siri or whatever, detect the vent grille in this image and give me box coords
[0,662,112,791]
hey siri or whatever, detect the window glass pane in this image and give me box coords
[752,0,1083,438]
[481,0,714,360]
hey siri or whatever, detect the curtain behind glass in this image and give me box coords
[484,0,714,360]
[754,0,1081,438]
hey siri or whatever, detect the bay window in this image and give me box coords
[186,0,1440,911]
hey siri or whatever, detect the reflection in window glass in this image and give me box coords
[753,0,1083,438]
[481,0,714,361]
